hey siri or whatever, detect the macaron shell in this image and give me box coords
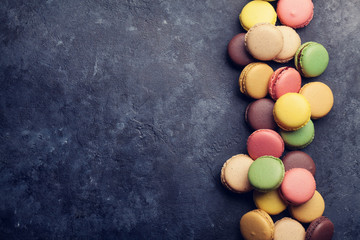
[282,151,316,176]
[239,63,273,99]
[245,23,284,61]
[305,216,334,240]
[240,209,274,240]
[277,0,314,29]
[274,26,301,63]
[221,154,254,193]
[290,191,325,223]
[228,33,255,66]
[248,156,285,192]
[300,82,334,119]
[295,42,329,77]
[239,1,277,31]
[280,168,316,205]
[247,129,284,159]
[273,93,311,131]
[274,217,305,240]
[280,119,315,149]
[269,67,302,100]
[253,190,287,215]
[245,98,277,130]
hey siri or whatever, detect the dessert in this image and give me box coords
[239,1,277,31]
[274,26,301,63]
[239,63,273,99]
[220,154,254,193]
[300,82,334,119]
[227,33,254,66]
[280,168,316,205]
[282,151,316,175]
[253,190,287,215]
[247,129,284,159]
[268,67,302,100]
[279,120,315,149]
[245,98,276,130]
[248,156,285,192]
[295,42,329,77]
[273,93,311,131]
[274,217,306,240]
[305,216,334,240]
[245,23,284,61]
[289,190,325,223]
[277,0,314,29]
[240,209,275,240]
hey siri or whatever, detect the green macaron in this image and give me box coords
[248,156,285,192]
[280,120,315,149]
[295,42,329,77]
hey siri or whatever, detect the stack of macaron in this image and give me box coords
[223,0,335,239]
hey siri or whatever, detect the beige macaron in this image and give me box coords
[221,154,254,193]
[274,26,301,63]
[245,23,284,61]
[274,217,305,240]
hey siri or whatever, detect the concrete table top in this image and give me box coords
[1,0,359,239]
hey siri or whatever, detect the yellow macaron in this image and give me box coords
[239,63,274,99]
[253,190,287,215]
[273,93,311,131]
[239,1,277,31]
[289,190,325,223]
[240,209,274,240]
[300,82,334,119]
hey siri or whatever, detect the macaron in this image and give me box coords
[289,190,325,223]
[253,190,287,215]
[282,151,316,176]
[227,33,254,66]
[280,119,315,149]
[268,67,302,101]
[240,209,274,240]
[247,129,284,160]
[273,93,311,131]
[245,23,284,61]
[295,42,329,77]
[300,82,334,119]
[248,156,285,192]
[220,154,254,193]
[245,98,277,130]
[277,0,314,29]
[280,168,316,205]
[274,26,301,63]
[274,217,306,240]
[239,1,277,31]
[239,63,274,99]
[306,216,334,240]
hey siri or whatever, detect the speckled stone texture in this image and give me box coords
[0,0,359,239]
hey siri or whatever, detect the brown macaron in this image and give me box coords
[245,23,284,61]
[228,33,255,66]
[245,98,277,130]
[282,151,316,176]
[221,154,254,193]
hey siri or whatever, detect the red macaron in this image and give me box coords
[268,67,302,101]
[247,129,284,160]
[280,168,316,205]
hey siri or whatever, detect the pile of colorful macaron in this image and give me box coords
[222,0,335,239]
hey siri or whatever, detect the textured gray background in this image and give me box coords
[1,0,359,239]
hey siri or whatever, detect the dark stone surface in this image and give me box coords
[0,0,359,239]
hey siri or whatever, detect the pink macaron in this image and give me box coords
[247,129,284,160]
[277,0,314,29]
[268,67,302,100]
[280,168,316,205]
